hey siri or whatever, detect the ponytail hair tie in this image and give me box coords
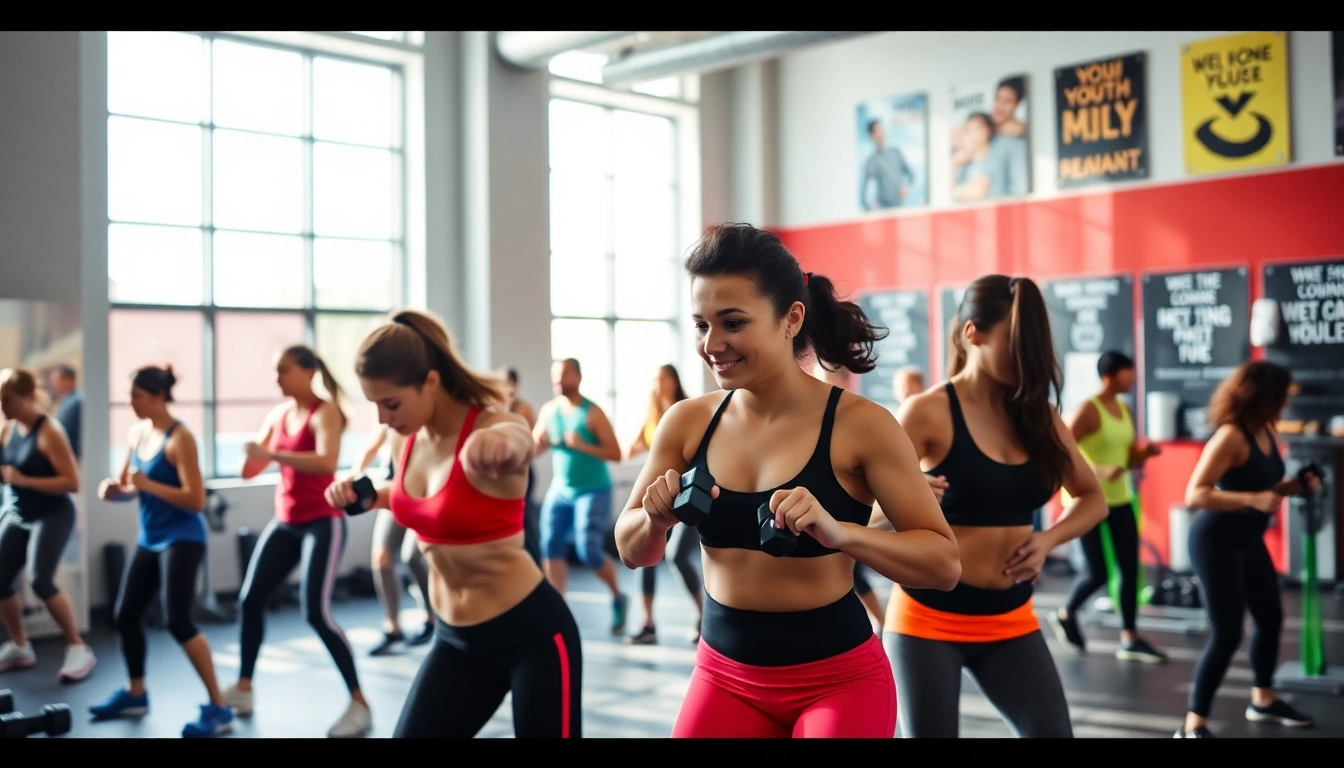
[804,272,812,287]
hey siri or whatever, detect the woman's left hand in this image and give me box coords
[768,487,847,550]
[0,465,27,487]
[1005,531,1054,585]
[461,429,526,479]
[127,469,150,492]
[243,441,272,463]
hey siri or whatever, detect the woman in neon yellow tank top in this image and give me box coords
[1049,351,1167,663]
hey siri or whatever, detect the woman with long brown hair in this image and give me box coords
[1176,361,1317,738]
[882,275,1107,738]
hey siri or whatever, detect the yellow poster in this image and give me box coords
[1181,31,1290,174]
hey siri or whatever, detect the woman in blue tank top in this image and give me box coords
[91,365,235,738]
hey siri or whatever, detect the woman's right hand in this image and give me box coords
[1248,490,1284,515]
[642,469,716,531]
[325,477,357,511]
[98,478,122,501]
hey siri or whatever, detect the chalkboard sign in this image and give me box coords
[858,289,930,409]
[1042,275,1135,419]
[1263,259,1344,426]
[938,285,967,379]
[1141,267,1249,439]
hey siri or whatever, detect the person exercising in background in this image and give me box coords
[355,425,433,656]
[49,365,82,462]
[1051,351,1167,664]
[501,368,541,566]
[535,359,628,634]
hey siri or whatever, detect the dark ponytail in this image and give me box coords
[132,364,177,402]
[955,275,1071,492]
[282,345,348,432]
[684,223,888,374]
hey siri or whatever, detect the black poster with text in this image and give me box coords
[938,285,967,379]
[1042,275,1135,418]
[858,289,930,409]
[1263,259,1344,425]
[1055,52,1149,188]
[1142,267,1249,439]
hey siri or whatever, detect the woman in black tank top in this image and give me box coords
[1176,361,1318,737]
[614,224,959,738]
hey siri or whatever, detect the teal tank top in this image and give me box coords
[549,399,612,493]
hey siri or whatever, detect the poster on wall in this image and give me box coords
[1042,275,1136,420]
[949,76,1031,203]
[1333,31,1343,156]
[1262,259,1344,428]
[938,285,968,379]
[856,92,929,212]
[1181,31,1291,174]
[857,290,930,411]
[1054,52,1148,188]
[1141,267,1249,440]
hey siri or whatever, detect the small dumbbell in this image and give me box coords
[0,703,73,738]
[757,503,797,557]
[672,466,714,526]
[344,476,377,516]
[0,690,12,715]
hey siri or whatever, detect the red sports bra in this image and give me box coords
[388,407,525,546]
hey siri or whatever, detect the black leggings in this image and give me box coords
[1187,510,1283,717]
[238,517,360,693]
[115,542,205,679]
[0,503,76,601]
[394,579,582,738]
[1064,502,1139,630]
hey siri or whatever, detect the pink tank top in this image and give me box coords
[271,399,338,525]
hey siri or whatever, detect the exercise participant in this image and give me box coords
[625,364,702,646]
[356,426,433,656]
[49,365,82,462]
[90,365,233,737]
[1051,351,1166,663]
[224,345,370,738]
[327,309,582,738]
[1176,361,1316,738]
[0,368,95,681]
[883,275,1107,739]
[501,369,541,566]
[535,358,628,634]
[616,223,960,738]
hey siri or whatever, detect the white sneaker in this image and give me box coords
[223,684,254,717]
[0,641,37,673]
[327,701,371,738]
[58,643,96,682]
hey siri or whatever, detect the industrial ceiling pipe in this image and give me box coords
[496,31,633,68]
[601,30,869,87]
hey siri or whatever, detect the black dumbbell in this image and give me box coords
[344,476,377,516]
[0,690,11,715]
[0,704,73,738]
[757,503,797,557]
[672,467,714,526]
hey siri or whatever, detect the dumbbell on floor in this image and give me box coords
[758,503,797,557]
[0,704,73,738]
[672,467,714,526]
[0,690,12,715]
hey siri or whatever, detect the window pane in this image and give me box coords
[613,321,678,446]
[548,52,607,85]
[214,404,275,478]
[551,251,608,318]
[614,110,675,187]
[314,239,395,310]
[613,180,675,261]
[108,224,204,305]
[313,57,394,147]
[214,312,306,401]
[212,39,303,137]
[315,313,386,467]
[551,319,613,417]
[550,171,611,258]
[213,232,303,308]
[313,143,395,239]
[631,77,682,100]
[107,32,206,123]
[213,130,303,233]
[108,309,204,403]
[350,31,403,41]
[615,258,677,320]
[108,117,203,226]
[549,100,611,174]
[109,404,205,479]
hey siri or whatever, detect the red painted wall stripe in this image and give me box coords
[553,632,571,738]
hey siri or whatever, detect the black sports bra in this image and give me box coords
[690,386,872,557]
[927,383,1054,527]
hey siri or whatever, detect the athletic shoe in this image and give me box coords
[1246,699,1313,727]
[611,593,628,635]
[182,702,234,738]
[626,625,657,645]
[223,684,253,717]
[369,630,404,657]
[405,622,434,647]
[0,641,36,673]
[1116,638,1168,664]
[58,643,96,682]
[1174,726,1215,738]
[1048,609,1086,655]
[327,700,372,738]
[89,688,149,720]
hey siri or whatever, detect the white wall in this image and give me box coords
[774,31,1339,229]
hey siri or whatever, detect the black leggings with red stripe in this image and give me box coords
[394,579,583,738]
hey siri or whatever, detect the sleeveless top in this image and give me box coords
[1073,397,1135,507]
[132,421,207,551]
[389,407,526,546]
[691,386,872,558]
[929,383,1055,527]
[548,399,611,493]
[1,416,72,522]
[1212,424,1285,537]
[272,399,339,525]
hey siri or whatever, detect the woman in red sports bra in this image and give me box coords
[326,309,582,739]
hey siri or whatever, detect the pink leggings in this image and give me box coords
[671,634,896,738]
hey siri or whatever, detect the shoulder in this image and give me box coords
[312,400,343,425]
[264,402,290,425]
[898,384,949,426]
[39,414,69,441]
[168,422,199,450]
[1073,398,1100,419]
[658,391,726,435]
[1208,423,1248,450]
[836,390,907,442]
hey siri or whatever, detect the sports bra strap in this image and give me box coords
[691,390,735,466]
[455,408,482,455]
[816,386,843,449]
[944,382,968,433]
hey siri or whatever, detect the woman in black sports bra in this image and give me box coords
[881,275,1107,738]
[1176,361,1317,738]
[614,223,960,739]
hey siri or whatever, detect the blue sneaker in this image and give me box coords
[611,593,628,635]
[182,702,234,738]
[89,688,149,720]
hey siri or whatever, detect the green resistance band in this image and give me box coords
[1302,495,1326,676]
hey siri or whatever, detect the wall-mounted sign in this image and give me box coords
[1181,31,1291,174]
[857,289,930,409]
[1055,52,1149,188]
[856,92,929,211]
[949,75,1031,203]
[1042,275,1135,418]
[1263,259,1344,426]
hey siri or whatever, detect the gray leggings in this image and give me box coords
[0,504,76,601]
[371,509,431,625]
[639,523,701,599]
[884,631,1073,738]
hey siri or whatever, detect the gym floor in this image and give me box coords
[3,566,1344,738]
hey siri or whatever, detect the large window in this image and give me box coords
[107,32,406,478]
[548,98,685,446]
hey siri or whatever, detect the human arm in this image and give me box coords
[1005,138,1029,196]
[3,418,80,495]
[1185,426,1281,513]
[532,402,552,455]
[563,405,622,462]
[515,400,537,430]
[251,403,342,476]
[98,426,140,502]
[131,427,207,511]
[459,412,534,480]
[240,407,280,479]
